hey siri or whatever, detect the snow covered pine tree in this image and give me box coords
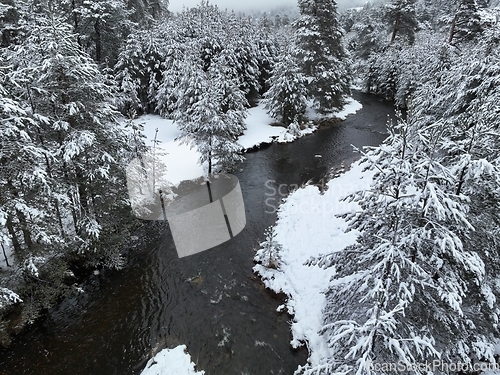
[263,45,308,126]
[173,55,247,175]
[294,0,351,114]
[306,108,500,374]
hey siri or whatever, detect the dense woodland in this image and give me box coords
[0,0,352,344]
[308,1,500,373]
[1,0,500,372]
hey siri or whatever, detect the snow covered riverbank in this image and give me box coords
[137,99,362,185]
[140,345,205,375]
[253,160,375,372]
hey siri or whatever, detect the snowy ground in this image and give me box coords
[136,99,362,186]
[305,96,363,122]
[140,345,204,375]
[253,160,375,371]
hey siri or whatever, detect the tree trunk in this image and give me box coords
[38,132,65,236]
[71,0,82,46]
[390,15,400,44]
[448,13,457,44]
[7,180,33,251]
[1,242,10,267]
[5,216,22,255]
[208,138,212,175]
[76,169,89,211]
[208,152,212,175]
[85,153,96,211]
[62,161,79,234]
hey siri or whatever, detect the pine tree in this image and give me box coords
[263,47,308,126]
[0,62,58,261]
[54,0,133,64]
[350,3,387,59]
[115,28,165,114]
[154,36,186,116]
[0,12,142,328]
[306,112,497,374]
[255,35,279,96]
[386,0,418,45]
[415,0,457,32]
[224,15,262,105]
[173,56,247,174]
[448,0,483,45]
[8,15,134,267]
[226,38,261,105]
[127,0,169,24]
[254,227,283,270]
[411,36,500,337]
[0,0,20,46]
[365,44,402,99]
[294,0,351,113]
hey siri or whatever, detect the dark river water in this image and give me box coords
[0,92,393,375]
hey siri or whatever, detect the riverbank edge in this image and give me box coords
[252,158,375,373]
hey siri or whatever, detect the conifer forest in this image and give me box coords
[1,0,500,374]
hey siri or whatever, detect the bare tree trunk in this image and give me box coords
[1,242,10,267]
[208,138,212,175]
[208,152,212,175]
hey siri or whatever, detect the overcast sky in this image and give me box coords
[168,0,369,13]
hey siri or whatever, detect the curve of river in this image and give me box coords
[0,92,394,375]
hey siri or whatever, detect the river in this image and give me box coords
[0,92,393,375]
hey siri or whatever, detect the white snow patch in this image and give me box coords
[140,345,204,375]
[306,97,363,121]
[218,327,230,347]
[138,114,203,186]
[136,97,362,186]
[253,160,374,369]
[0,287,22,308]
[238,105,283,149]
[239,104,318,148]
[0,236,14,270]
[335,98,363,120]
[254,340,269,347]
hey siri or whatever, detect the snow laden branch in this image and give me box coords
[303,110,499,374]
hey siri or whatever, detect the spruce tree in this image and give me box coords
[386,0,418,45]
